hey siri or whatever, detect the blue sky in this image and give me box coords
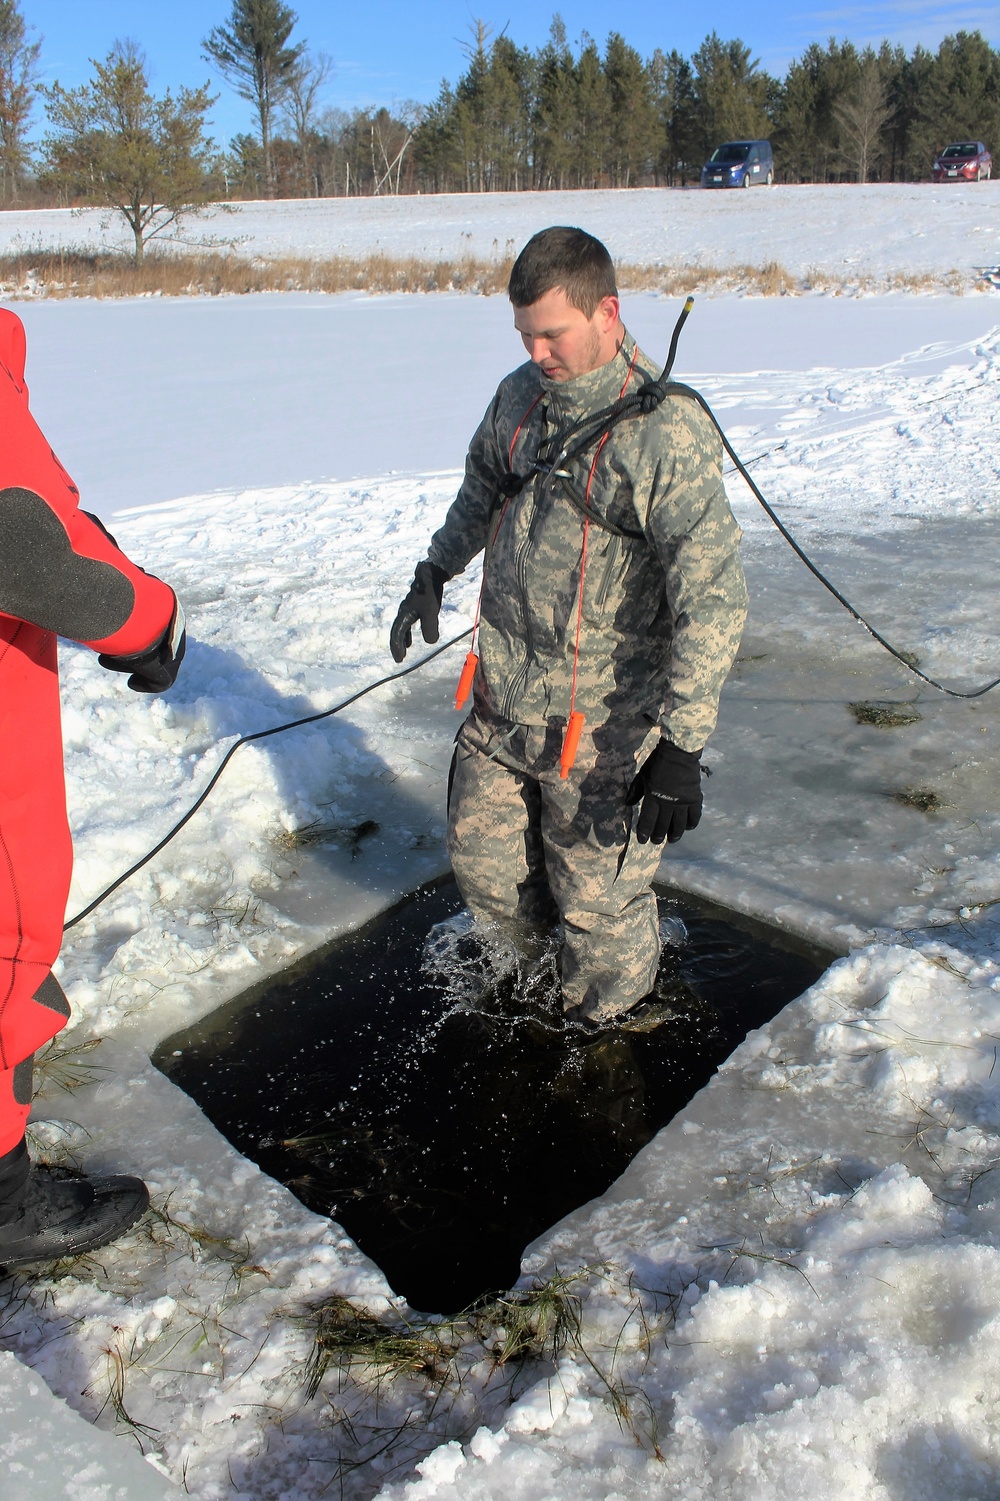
[22,1,998,147]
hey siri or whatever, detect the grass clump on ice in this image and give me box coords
[274,816,380,856]
[32,1036,107,1095]
[303,1272,584,1402]
[304,1296,456,1400]
[849,699,922,728]
[0,246,978,301]
[891,787,942,813]
[468,1273,583,1367]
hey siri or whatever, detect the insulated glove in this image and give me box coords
[389,561,448,663]
[625,738,703,845]
[99,600,186,693]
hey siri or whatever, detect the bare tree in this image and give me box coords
[280,49,332,195]
[370,103,420,194]
[0,0,41,203]
[203,0,305,196]
[835,56,892,182]
[42,41,216,264]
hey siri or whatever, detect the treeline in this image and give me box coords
[393,22,1000,191]
[220,20,1000,196]
[1,0,998,211]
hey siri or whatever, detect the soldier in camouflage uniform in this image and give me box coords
[391,227,747,1028]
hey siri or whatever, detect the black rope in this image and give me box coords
[585,373,1000,699]
[675,381,1000,700]
[64,627,473,930]
[523,298,1000,701]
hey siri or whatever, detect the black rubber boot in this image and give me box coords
[0,1140,149,1270]
[617,995,677,1033]
[0,1138,31,1221]
[563,993,676,1036]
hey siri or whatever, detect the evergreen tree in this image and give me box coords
[203,0,305,196]
[892,44,935,179]
[452,18,491,191]
[223,130,263,195]
[776,40,862,182]
[533,16,575,189]
[41,41,216,263]
[570,33,609,187]
[0,0,40,203]
[918,31,1000,162]
[411,85,461,193]
[603,32,656,188]
[874,41,908,180]
[284,19,1000,196]
[484,34,534,190]
[649,47,699,184]
[691,32,772,160]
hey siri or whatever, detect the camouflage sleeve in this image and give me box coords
[427,390,505,578]
[643,395,748,752]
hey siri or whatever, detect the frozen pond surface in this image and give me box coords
[0,270,998,1498]
[11,289,997,519]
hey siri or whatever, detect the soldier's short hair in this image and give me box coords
[508,227,617,316]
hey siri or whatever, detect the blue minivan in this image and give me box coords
[701,141,774,188]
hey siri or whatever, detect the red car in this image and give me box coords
[933,141,992,181]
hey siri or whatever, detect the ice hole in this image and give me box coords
[153,879,830,1313]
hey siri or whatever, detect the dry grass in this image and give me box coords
[891,787,943,813]
[303,1272,585,1402]
[0,246,978,301]
[303,1296,457,1401]
[272,816,380,856]
[32,1036,107,1095]
[620,258,800,297]
[0,247,515,300]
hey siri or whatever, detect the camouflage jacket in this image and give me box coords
[427,331,748,752]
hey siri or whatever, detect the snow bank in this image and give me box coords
[0,1350,178,1498]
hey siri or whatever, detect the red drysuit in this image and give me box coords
[0,309,177,1156]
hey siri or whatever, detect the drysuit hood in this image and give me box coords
[0,309,27,397]
[0,307,79,506]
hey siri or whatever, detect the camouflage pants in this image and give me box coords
[447,706,663,1020]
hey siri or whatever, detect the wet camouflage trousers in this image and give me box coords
[447,705,663,1020]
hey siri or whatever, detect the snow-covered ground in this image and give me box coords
[2,195,1000,1499]
[1,182,999,283]
[9,289,997,521]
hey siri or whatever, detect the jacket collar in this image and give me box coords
[536,329,641,420]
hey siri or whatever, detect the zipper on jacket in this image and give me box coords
[497,477,541,720]
[593,534,621,614]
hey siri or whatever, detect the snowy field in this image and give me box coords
[1,193,1000,1498]
[1,181,999,284]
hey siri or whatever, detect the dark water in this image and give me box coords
[154,880,829,1313]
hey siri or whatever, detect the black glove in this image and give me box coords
[99,600,186,693]
[389,561,448,663]
[625,738,703,845]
